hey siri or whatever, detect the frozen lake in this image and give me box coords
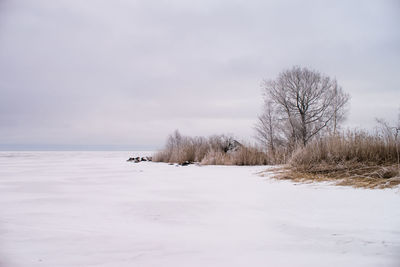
[0,151,399,267]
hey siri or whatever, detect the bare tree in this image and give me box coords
[331,81,350,134]
[258,66,349,147]
[255,100,278,152]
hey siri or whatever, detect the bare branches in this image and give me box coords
[256,66,349,149]
[255,100,278,152]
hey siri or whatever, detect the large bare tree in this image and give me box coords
[257,66,349,147]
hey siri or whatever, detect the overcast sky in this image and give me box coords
[0,0,399,150]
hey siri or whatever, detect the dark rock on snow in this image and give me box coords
[225,140,242,153]
[127,156,152,163]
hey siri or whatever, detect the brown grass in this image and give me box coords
[269,164,400,189]
[153,131,271,165]
[200,146,270,165]
[290,131,399,168]
[200,150,233,165]
[231,145,270,165]
[270,131,400,189]
[154,130,400,188]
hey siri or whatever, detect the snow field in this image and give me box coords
[0,151,399,267]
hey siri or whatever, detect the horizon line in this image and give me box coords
[0,144,160,151]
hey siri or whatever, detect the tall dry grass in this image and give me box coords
[153,131,271,165]
[200,145,270,165]
[284,131,400,188]
[290,131,399,168]
[153,129,400,187]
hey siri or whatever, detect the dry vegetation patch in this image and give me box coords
[154,129,400,189]
[153,130,271,166]
[270,164,400,189]
[268,132,400,189]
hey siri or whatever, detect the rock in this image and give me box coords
[127,156,153,163]
[226,140,242,152]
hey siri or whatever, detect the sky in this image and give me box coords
[0,0,399,150]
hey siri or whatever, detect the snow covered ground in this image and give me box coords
[0,151,399,267]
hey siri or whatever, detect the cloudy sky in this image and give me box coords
[0,0,399,150]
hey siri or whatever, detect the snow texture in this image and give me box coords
[0,151,399,267]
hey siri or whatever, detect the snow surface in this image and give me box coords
[0,151,399,267]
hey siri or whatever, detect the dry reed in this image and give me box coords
[153,131,271,166]
[282,131,400,188]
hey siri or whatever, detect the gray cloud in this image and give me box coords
[0,0,399,149]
